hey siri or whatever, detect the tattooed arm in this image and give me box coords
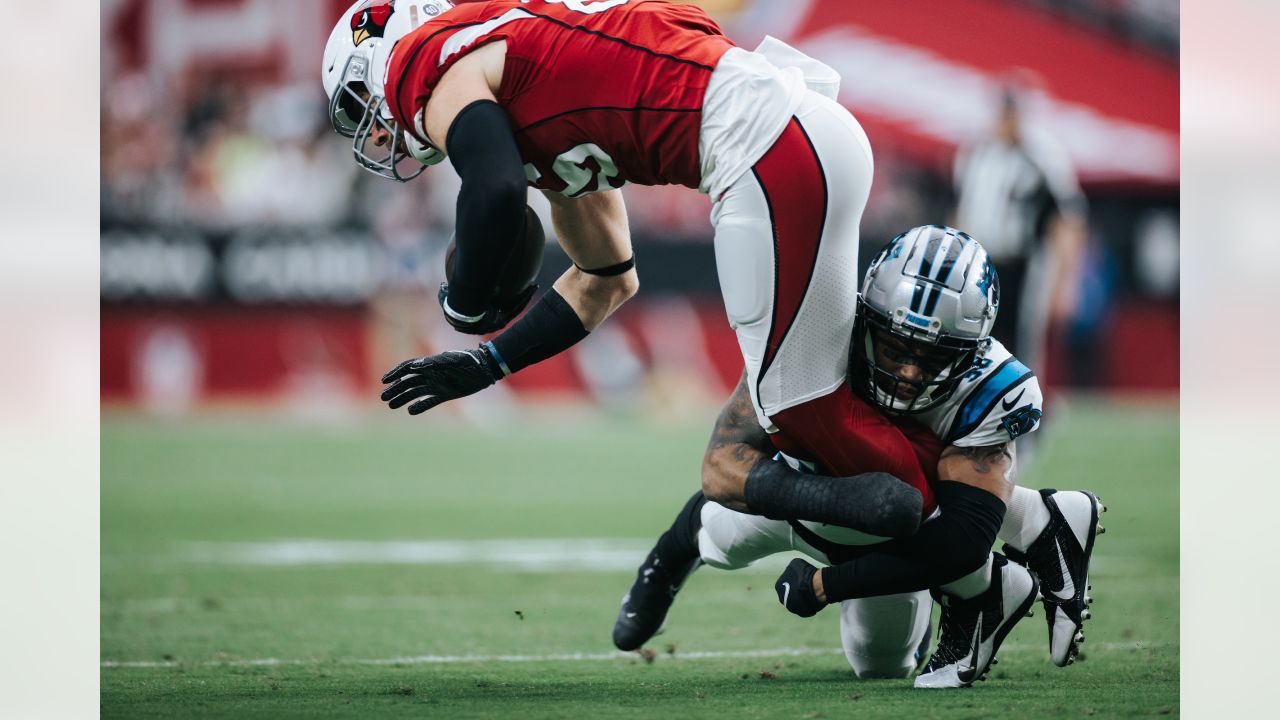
[938,441,1017,504]
[699,372,922,537]
[701,372,773,512]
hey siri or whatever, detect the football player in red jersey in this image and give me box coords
[322,2,1104,688]
[323,0,931,538]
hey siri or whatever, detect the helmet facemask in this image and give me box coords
[327,52,428,182]
[851,300,983,415]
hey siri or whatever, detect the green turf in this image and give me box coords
[101,398,1178,718]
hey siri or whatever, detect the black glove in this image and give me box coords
[380,347,500,415]
[438,282,538,335]
[775,558,827,618]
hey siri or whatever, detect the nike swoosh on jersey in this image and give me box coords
[1001,388,1026,411]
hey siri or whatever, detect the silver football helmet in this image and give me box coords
[851,225,1000,414]
[321,0,454,181]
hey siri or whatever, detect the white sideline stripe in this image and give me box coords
[102,648,839,669]
[173,539,790,572]
[166,539,1137,573]
[102,642,1166,669]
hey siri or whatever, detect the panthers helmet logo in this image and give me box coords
[351,0,396,46]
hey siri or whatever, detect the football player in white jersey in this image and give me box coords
[613,226,1105,688]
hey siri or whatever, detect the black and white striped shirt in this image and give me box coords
[953,130,1085,262]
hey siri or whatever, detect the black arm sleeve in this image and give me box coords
[446,99,529,316]
[743,461,923,538]
[818,481,1006,602]
[484,289,588,376]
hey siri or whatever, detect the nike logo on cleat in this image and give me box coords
[781,582,792,608]
[625,612,637,618]
[1049,541,1076,601]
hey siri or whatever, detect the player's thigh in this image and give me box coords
[698,501,815,570]
[712,94,875,421]
[838,591,932,679]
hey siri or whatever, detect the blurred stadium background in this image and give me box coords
[101,0,1177,416]
[100,2,1178,715]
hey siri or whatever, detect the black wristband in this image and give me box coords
[743,461,922,538]
[475,344,505,379]
[485,289,589,376]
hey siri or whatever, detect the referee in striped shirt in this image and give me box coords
[953,82,1087,376]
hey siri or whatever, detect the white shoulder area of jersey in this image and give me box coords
[936,339,1043,448]
[439,8,533,66]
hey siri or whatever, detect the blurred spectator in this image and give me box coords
[952,76,1088,375]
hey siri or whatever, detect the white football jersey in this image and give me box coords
[914,338,1043,448]
[784,338,1042,547]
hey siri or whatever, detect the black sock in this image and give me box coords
[651,491,707,577]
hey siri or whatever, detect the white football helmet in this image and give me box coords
[851,225,1000,414]
[322,0,455,181]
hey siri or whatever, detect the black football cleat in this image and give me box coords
[612,550,701,652]
[914,553,1039,688]
[1003,489,1105,667]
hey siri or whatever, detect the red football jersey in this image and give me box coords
[770,387,944,518]
[384,0,735,195]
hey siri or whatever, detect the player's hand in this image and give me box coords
[775,559,828,618]
[438,282,538,335]
[380,348,500,415]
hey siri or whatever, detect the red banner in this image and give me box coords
[779,0,1178,186]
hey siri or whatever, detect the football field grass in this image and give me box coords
[101,398,1178,718]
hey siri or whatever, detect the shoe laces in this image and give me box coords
[925,604,979,670]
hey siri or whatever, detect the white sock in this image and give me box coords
[999,485,1052,552]
[939,555,993,601]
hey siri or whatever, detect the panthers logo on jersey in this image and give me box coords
[916,338,1043,447]
[1001,404,1043,440]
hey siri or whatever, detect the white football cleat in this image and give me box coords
[914,553,1039,689]
[1004,489,1104,667]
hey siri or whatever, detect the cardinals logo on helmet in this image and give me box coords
[350,0,396,46]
